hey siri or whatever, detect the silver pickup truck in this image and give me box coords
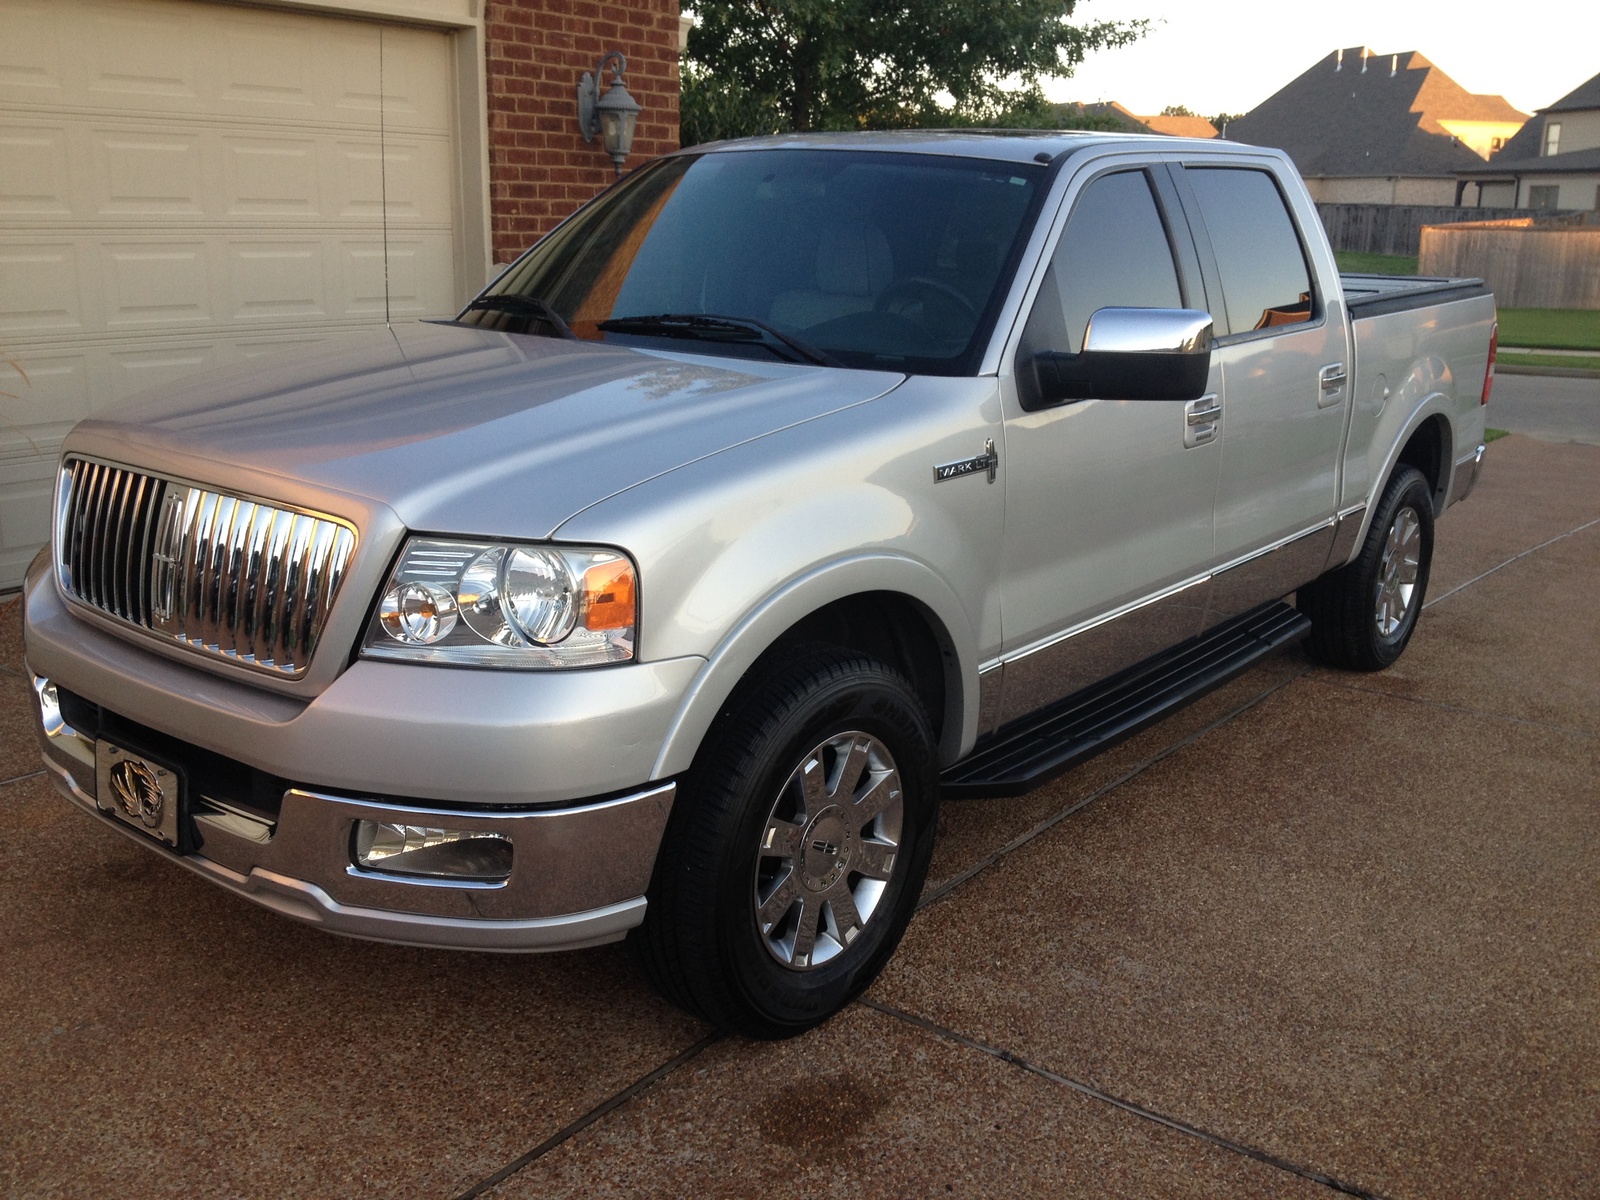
[24,131,1497,1038]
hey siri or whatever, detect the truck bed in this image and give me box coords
[1340,273,1491,319]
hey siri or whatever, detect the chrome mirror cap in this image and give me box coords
[1083,307,1214,355]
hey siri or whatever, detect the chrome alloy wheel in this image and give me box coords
[1375,505,1423,638]
[753,731,904,971]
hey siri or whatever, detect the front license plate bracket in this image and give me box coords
[95,741,184,848]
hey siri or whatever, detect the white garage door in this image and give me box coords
[0,0,463,589]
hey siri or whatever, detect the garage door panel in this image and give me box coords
[100,240,214,330]
[0,0,66,96]
[96,129,205,215]
[0,125,72,215]
[227,242,330,322]
[107,340,223,396]
[0,464,55,586]
[378,135,456,225]
[86,5,201,105]
[339,241,392,318]
[0,243,86,335]
[384,234,458,319]
[334,139,390,219]
[225,137,323,217]
[378,26,455,133]
[0,0,462,590]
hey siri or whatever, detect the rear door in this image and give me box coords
[1169,162,1350,614]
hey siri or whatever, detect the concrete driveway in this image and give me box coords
[3,432,1597,1199]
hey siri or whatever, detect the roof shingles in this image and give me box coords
[1228,48,1528,179]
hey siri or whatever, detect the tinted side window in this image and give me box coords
[1185,168,1313,336]
[1035,170,1183,354]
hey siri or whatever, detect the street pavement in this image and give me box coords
[1488,372,1600,445]
[2,432,1597,1198]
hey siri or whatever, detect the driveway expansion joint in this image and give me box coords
[1,769,45,789]
[453,1031,724,1199]
[1424,515,1600,611]
[860,998,1389,1200]
[921,667,1310,912]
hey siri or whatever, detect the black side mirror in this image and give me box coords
[1033,308,1213,403]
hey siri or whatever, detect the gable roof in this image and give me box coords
[1471,145,1600,176]
[1051,101,1152,134]
[1227,47,1529,178]
[1140,114,1218,138]
[1490,115,1544,162]
[1543,70,1600,114]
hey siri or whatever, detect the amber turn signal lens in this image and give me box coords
[582,558,636,630]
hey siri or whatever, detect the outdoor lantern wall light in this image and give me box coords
[577,51,642,177]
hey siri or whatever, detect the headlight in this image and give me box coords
[362,538,636,668]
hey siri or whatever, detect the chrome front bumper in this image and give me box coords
[30,672,674,953]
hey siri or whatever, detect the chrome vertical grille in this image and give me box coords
[56,458,358,678]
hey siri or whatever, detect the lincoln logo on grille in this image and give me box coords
[149,491,187,623]
[108,759,165,830]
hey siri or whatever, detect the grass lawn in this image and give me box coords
[1495,308,1600,351]
[1334,250,1419,275]
[1484,428,1510,442]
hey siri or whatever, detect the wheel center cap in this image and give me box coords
[800,805,855,892]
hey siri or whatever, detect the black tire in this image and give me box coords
[633,646,939,1039]
[1299,466,1435,672]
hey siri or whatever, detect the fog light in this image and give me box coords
[32,676,64,736]
[354,821,512,881]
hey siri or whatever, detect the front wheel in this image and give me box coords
[1299,466,1435,671]
[633,648,939,1038]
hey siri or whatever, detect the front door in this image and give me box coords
[994,164,1220,727]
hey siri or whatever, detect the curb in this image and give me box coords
[1497,365,1600,380]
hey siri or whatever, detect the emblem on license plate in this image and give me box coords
[96,743,180,846]
[109,758,166,829]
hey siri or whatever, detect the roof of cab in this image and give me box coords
[670,128,1244,165]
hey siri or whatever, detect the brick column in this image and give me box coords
[485,0,681,264]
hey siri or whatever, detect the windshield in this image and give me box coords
[461,148,1047,375]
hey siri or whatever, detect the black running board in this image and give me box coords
[941,600,1310,799]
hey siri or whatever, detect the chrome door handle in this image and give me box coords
[1318,363,1347,408]
[1184,393,1220,447]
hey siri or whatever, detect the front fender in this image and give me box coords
[648,553,980,779]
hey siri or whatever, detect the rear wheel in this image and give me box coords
[1299,466,1435,671]
[633,647,938,1038]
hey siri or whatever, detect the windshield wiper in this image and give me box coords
[597,313,842,368]
[461,294,576,339]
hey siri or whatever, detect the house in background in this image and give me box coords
[1051,102,1217,138]
[1140,113,1219,139]
[1226,47,1527,205]
[0,0,682,590]
[1457,72,1600,210]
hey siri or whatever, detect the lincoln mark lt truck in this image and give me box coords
[24,131,1497,1037]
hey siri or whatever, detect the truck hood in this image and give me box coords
[70,321,905,540]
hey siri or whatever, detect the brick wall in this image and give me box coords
[486,0,681,264]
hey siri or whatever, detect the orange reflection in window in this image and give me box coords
[568,177,683,339]
[1255,292,1313,330]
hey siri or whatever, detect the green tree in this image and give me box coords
[1160,104,1194,116]
[680,1,1148,145]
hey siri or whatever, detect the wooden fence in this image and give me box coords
[1419,220,1600,309]
[1314,203,1587,257]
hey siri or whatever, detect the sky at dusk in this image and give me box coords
[1043,0,1598,120]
